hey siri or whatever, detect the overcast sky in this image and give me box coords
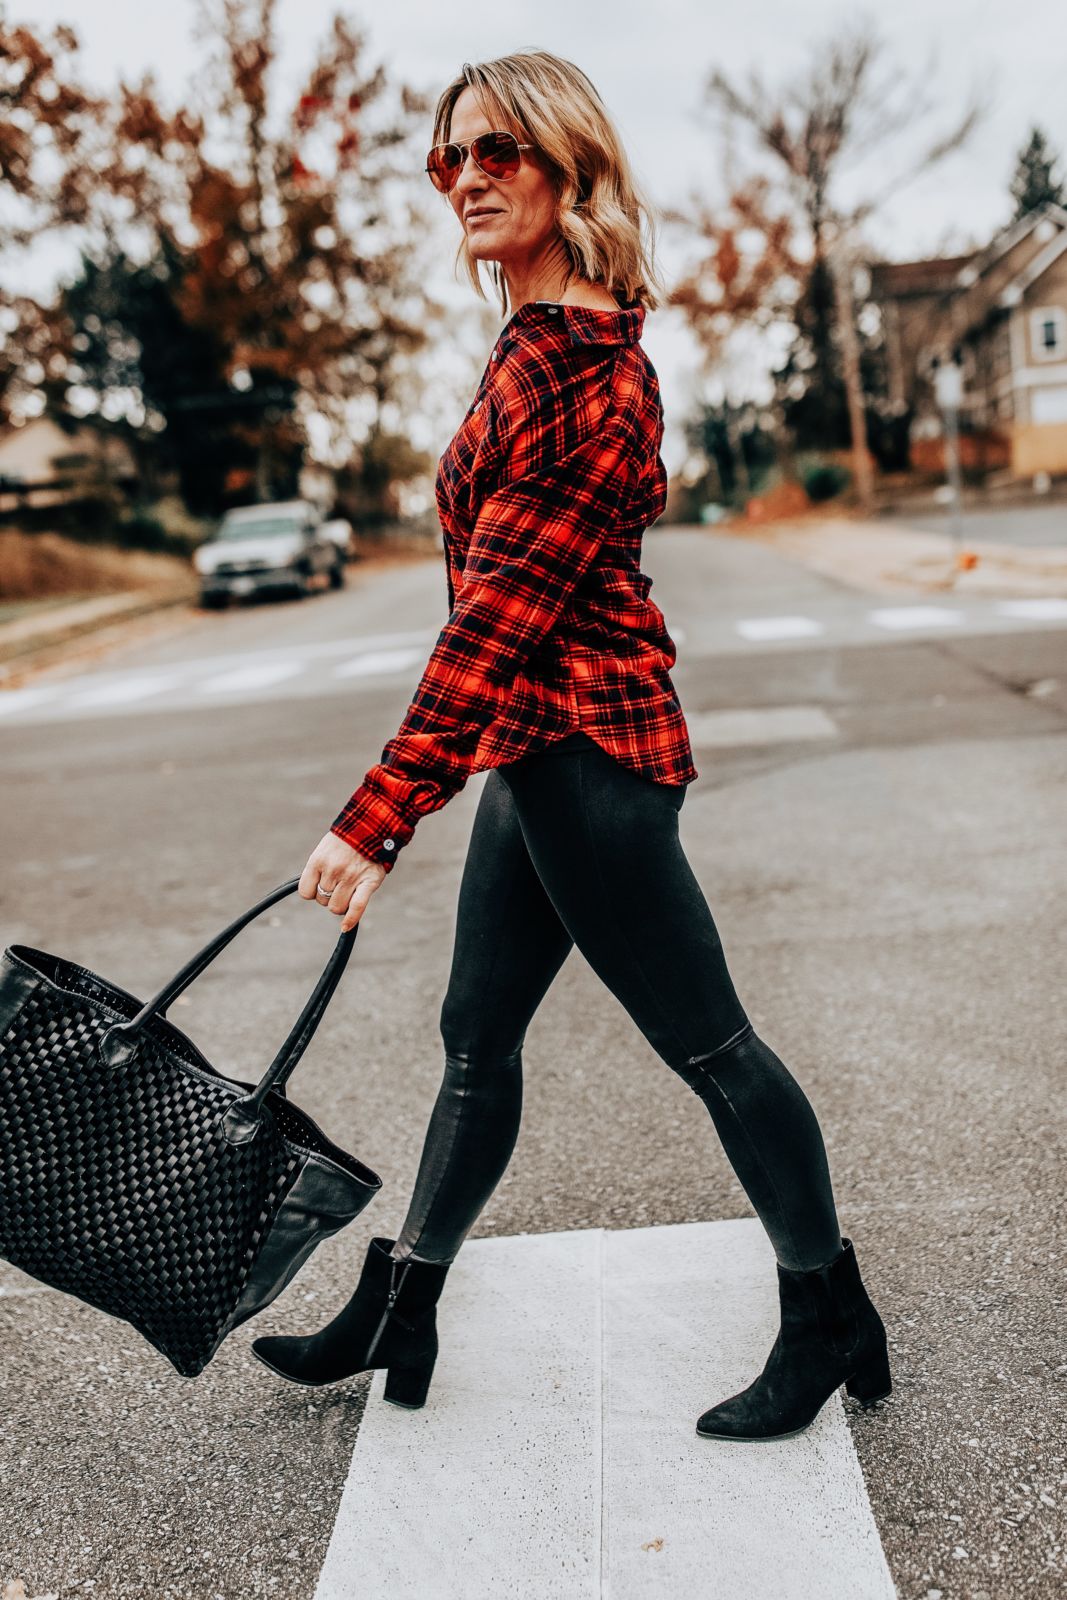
[26,0,1067,472]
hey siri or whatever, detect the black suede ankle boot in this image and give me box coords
[251,1235,452,1407]
[695,1236,892,1441]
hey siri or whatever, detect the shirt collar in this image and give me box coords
[505,297,646,347]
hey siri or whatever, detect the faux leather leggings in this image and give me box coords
[391,730,844,1274]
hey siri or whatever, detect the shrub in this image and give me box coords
[802,462,851,503]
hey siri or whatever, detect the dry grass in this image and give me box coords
[0,528,193,602]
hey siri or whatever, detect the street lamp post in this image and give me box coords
[933,355,965,567]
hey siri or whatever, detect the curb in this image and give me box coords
[0,586,197,683]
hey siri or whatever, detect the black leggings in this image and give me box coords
[391,731,844,1274]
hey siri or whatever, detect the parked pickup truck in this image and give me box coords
[193,500,346,608]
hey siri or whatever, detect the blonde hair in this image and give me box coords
[430,48,665,317]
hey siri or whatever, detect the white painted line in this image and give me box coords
[995,597,1067,621]
[129,629,436,681]
[0,686,61,716]
[67,674,183,708]
[687,706,838,746]
[603,1220,896,1599]
[312,1221,895,1600]
[314,1229,603,1600]
[867,606,963,630]
[332,648,424,678]
[198,660,306,694]
[736,616,826,641]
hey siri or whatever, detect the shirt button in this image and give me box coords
[491,350,500,360]
[382,838,395,851]
[547,306,559,314]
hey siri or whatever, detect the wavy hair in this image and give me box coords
[430,49,665,317]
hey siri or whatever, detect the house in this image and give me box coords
[870,202,1067,478]
[0,416,138,514]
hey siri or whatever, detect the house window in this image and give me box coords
[1030,307,1067,361]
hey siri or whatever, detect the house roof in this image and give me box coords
[959,200,1067,288]
[868,255,976,298]
[997,227,1067,307]
[870,202,1067,350]
[870,202,1067,306]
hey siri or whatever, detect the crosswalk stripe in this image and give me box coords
[67,674,182,708]
[736,616,827,641]
[603,1222,896,1598]
[333,648,425,678]
[688,706,839,746]
[312,1221,896,1600]
[198,661,307,694]
[996,597,1067,620]
[314,1228,602,1599]
[0,686,61,716]
[867,606,963,630]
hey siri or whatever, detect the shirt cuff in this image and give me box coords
[330,785,413,872]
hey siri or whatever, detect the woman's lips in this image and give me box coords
[467,210,502,225]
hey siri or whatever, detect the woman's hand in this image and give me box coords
[300,831,387,932]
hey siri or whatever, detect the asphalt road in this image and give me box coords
[1,528,1065,1600]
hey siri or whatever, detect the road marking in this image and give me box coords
[687,706,839,746]
[603,1222,896,1598]
[0,685,61,715]
[2,597,1064,727]
[198,660,307,694]
[867,606,964,630]
[996,597,1067,620]
[312,1221,896,1600]
[314,1228,602,1600]
[67,674,183,708]
[736,616,827,641]
[333,648,425,678]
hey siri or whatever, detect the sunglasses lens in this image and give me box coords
[473,131,521,179]
[426,144,463,192]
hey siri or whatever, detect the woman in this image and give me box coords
[252,49,892,1441]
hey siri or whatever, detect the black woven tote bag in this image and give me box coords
[0,876,382,1378]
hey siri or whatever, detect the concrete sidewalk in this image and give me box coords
[723,516,1067,599]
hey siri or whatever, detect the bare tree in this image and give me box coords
[704,17,983,512]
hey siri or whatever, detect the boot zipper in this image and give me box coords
[365,1257,411,1364]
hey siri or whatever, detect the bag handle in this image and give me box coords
[98,877,359,1143]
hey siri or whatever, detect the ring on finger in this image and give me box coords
[317,884,336,899]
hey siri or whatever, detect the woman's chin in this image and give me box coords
[466,238,503,262]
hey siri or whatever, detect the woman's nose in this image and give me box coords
[455,150,489,194]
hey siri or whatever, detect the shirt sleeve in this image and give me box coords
[328,350,638,871]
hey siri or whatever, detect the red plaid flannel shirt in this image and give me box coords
[330,296,697,872]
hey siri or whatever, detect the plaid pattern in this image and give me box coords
[330,298,697,871]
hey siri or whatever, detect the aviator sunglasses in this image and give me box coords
[425,129,535,194]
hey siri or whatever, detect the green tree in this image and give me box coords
[1010,126,1066,219]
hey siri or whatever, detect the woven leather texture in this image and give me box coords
[0,965,309,1377]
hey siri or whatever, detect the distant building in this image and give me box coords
[0,416,138,514]
[870,203,1067,478]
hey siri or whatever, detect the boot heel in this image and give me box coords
[845,1343,892,1406]
[383,1353,437,1409]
